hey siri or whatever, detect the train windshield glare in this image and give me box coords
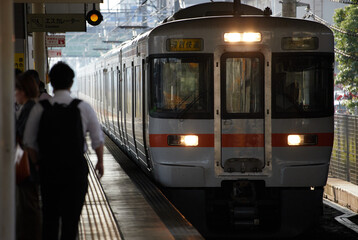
[272,53,334,118]
[150,55,212,118]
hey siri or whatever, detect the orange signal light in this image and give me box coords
[86,10,103,26]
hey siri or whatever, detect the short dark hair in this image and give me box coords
[15,68,22,77]
[49,61,74,90]
[16,73,39,99]
[39,81,46,92]
[25,69,40,86]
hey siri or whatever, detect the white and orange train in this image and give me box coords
[78,2,334,237]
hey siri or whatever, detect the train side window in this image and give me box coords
[99,71,103,103]
[118,69,121,110]
[126,66,133,115]
[135,66,142,118]
[106,70,111,110]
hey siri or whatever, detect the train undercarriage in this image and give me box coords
[163,181,324,239]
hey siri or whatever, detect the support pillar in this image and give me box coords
[32,3,46,84]
[282,0,296,18]
[0,0,15,239]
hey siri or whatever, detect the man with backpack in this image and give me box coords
[23,62,104,240]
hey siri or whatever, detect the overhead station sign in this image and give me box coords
[48,49,62,58]
[27,14,86,32]
[46,35,66,47]
[14,0,102,3]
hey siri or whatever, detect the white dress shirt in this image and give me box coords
[24,90,104,152]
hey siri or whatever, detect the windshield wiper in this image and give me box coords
[174,94,192,111]
[176,90,207,119]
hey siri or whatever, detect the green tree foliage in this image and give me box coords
[333,5,358,111]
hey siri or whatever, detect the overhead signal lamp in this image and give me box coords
[86,4,103,26]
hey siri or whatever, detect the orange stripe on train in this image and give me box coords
[149,133,333,147]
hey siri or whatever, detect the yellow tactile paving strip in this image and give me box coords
[79,156,122,240]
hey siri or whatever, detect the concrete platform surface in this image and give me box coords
[324,177,358,213]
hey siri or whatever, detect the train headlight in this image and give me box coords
[224,32,261,43]
[167,135,199,146]
[287,135,303,146]
[287,134,318,146]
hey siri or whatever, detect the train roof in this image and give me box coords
[152,2,332,37]
[150,15,333,38]
[163,2,266,22]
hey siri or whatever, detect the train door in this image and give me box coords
[132,65,139,159]
[134,64,147,165]
[143,58,151,168]
[97,72,103,124]
[116,66,124,145]
[111,68,119,137]
[122,65,131,150]
[219,52,266,174]
[99,70,106,126]
[103,68,110,130]
[108,68,114,133]
[93,72,99,119]
[126,63,137,157]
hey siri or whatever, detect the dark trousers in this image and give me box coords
[16,180,42,240]
[40,178,88,240]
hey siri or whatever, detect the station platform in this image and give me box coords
[78,136,358,240]
[79,136,203,240]
[324,177,358,214]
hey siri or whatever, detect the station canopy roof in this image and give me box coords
[44,0,176,59]
[44,0,210,59]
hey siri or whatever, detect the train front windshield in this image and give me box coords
[272,53,334,118]
[150,55,213,118]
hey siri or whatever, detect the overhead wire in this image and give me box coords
[305,11,358,61]
[106,1,174,36]
[306,11,358,37]
[329,0,358,5]
[117,0,173,28]
[334,48,358,61]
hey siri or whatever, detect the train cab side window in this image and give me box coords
[150,55,213,119]
[272,53,334,118]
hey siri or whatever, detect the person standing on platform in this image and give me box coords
[15,73,42,240]
[25,69,52,100]
[23,61,104,240]
[15,68,23,118]
[38,81,52,100]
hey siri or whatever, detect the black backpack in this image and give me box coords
[37,99,88,183]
